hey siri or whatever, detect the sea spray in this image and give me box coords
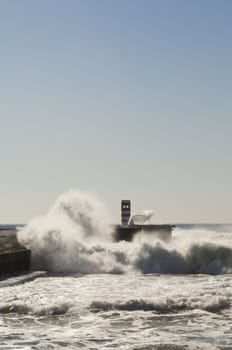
[17,190,124,273]
[18,190,232,274]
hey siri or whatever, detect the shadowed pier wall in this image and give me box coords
[0,229,30,275]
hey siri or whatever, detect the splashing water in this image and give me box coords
[18,190,232,275]
[17,190,119,273]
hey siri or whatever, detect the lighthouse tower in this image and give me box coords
[121,200,131,226]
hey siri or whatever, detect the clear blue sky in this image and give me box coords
[0,0,232,223]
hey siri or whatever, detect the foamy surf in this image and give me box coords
[0,272,231,349]
[17,190,232,275]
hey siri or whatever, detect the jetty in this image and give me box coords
[114,200,174,242]
[0,228,30,275]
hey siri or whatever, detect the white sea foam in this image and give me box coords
[18,189,232,275]
[0,272,231,349]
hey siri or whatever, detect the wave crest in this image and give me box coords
[0,302,69,316]
[133,242,232,274]
[90,296,231,314]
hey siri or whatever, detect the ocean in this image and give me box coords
[0,190,231,349]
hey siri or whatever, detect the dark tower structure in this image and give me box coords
[121,200,131,225]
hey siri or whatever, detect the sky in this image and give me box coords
[0,0,232,224]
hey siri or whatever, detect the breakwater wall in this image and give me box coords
[0,229,30,275]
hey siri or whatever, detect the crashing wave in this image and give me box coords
[17,190,232,275]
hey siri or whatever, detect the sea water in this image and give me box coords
[0,190,231,349]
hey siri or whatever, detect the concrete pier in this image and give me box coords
[0,228,30,275]
[114,224,173,242]
[115,200,174,242]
